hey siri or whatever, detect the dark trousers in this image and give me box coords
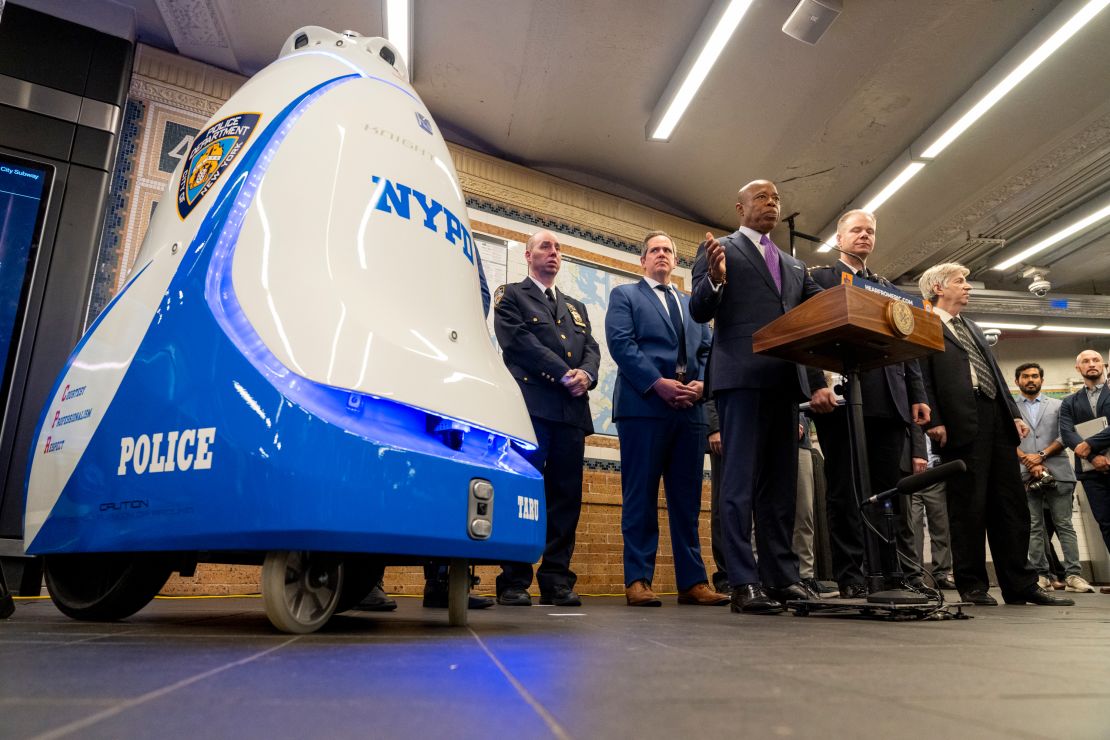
[1079,475,1110,556]
[715,388,800,588]
[814,412,918,587]
[616,415,708,591]
[498,416,585,594]
[709,450,728,590]
[940,394,1036,599]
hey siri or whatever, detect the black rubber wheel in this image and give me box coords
[334,555,387,614]
[45,553,173,621]
[262,550,343,634]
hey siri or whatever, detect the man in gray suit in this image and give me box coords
[1013,362,1093,593]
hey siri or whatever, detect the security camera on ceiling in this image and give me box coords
[982,327,1002,346]
[782,0,843,45]
[1021,266,1051,298]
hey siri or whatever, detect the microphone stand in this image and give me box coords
[782,212,820,259]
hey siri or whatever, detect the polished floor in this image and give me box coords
[1,589,1108,739]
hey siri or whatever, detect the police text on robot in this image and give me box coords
[118,428,216,475]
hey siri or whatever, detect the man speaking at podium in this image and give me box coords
[690,180,834,614]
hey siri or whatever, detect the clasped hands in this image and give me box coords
[653,378,703,409]
[1075,440,1110,472]
[560,368,590,397]
[1018,451,1044,472]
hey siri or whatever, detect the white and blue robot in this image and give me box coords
[23,28,544,633]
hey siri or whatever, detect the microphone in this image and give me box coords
[822,243,873,279]
[861,460,966,506]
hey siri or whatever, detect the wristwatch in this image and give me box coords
[1037,450,1047,459]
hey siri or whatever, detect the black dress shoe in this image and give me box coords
[1005,586,1075,606]
[729,584,784,614]
[496,587,534,606]
[960,589,998,606]
[802,578,837,596]
[934,575,958,590]
[354,583,398,612]
[838,583,867,599]
[539,585,581,607]
[768,582,816,602]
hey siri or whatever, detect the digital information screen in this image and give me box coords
[0,155,53,405]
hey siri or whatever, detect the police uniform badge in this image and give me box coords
[566,304,586,328]
[177,112,261,219]
[494,284,506,307]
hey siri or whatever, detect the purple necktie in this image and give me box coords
[760,234,782,292]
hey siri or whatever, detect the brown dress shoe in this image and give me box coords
[626,579,662,607]
[678,582,731,606]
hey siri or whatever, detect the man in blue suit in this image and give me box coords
[606,231,728,607]
[690,180,836,614]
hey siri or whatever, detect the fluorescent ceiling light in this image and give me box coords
[817,0,1108,250]
[647,0,753,141]
[976,322,1037,330]
[817,162,926,251]
[861,162,926,214]
[1038,324,1110,335]
[992,201,1110,270]
[385,0,412,80]
[920,0,1109,159]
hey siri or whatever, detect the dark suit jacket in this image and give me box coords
[494,279,601,433]
[809,264,927,423]
[1059,385,1110,480]
[920,313,1021,449]
[909,422,927,460]
[605,279,712,422]
[689,230,824,398]
[706,399,720,437]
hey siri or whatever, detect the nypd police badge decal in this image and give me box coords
[177,112,261,219]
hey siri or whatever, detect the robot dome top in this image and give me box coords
[136,26,535,447]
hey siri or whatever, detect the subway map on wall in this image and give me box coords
[560,257,637,436]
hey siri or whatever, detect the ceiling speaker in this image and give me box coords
[782,0,842,45]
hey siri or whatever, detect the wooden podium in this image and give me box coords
[753,284,943,372]
[755,285,944,607]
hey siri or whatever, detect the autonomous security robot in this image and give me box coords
[24,28,544,633]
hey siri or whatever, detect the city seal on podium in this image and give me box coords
[885,300,916,338]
